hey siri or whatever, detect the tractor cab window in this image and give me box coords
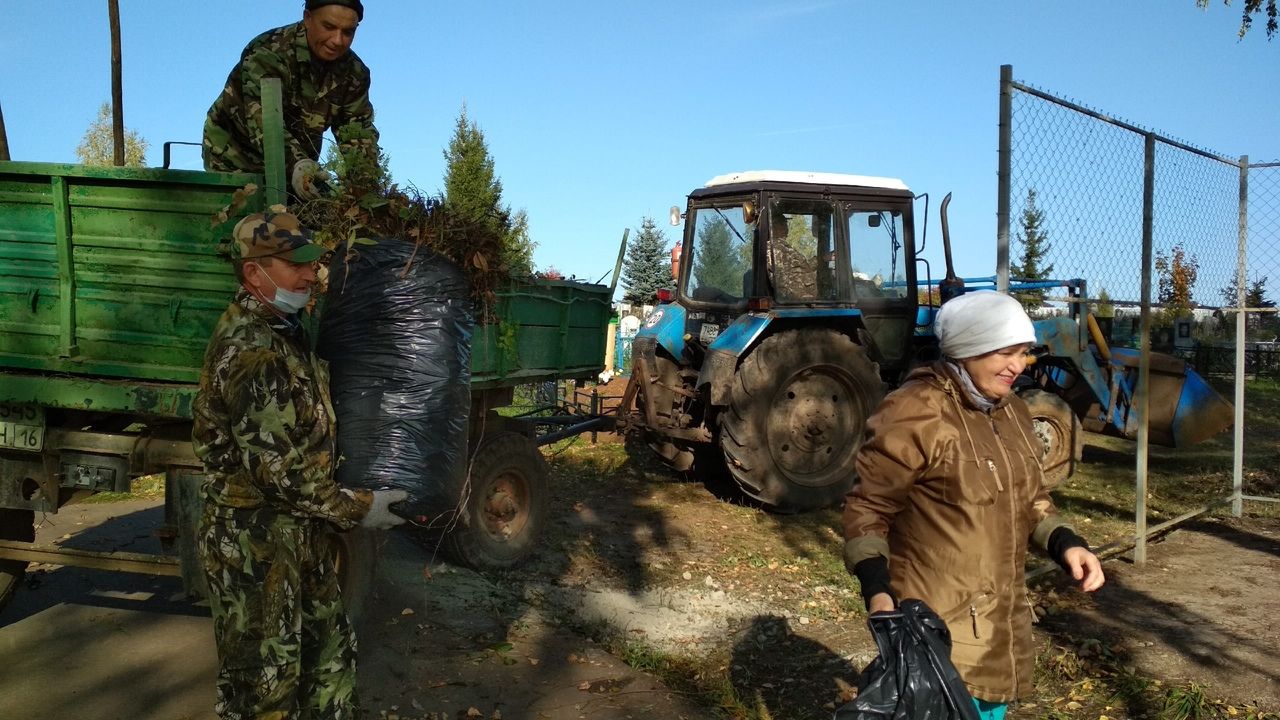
[684,204,753,306]
[847,208,908,300]
[768,201,837,303]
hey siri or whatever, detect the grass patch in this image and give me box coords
[81,473,164,503]
[1033,636,1278,720]
[1051,377,1280,550]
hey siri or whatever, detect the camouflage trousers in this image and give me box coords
[198,505,358,720]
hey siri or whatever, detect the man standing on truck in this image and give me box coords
[193,206,405,719]
[202,0,380,198]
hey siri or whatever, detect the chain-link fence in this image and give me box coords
[1251,163,1280,314]
[997,65,1280,564]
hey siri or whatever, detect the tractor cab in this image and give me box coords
[669,170,920,380]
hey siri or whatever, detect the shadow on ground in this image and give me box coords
[1031,515,1280,712]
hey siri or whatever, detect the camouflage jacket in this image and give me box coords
[193,289,369,528]
[202,21,379,175]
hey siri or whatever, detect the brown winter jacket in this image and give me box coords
[842,362,1071,702]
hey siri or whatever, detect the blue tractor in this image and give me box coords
[620,171,925,511]
[618,171,1233,512]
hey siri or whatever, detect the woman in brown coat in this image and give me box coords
[842,291,1104,720]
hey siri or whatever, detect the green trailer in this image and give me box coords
[0,158,614,612]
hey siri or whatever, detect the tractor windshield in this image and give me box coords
[684,204,753,305]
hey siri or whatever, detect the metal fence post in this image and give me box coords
[1135,133,1156,566]
[1233,155,1248,518]
[996,64,1013,293]
[590,387,600,444]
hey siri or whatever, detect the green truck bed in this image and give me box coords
[0,161,609,419]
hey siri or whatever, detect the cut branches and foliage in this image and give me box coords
[76,102,148,167]
[621,217,671,305]
[291,123,512,315]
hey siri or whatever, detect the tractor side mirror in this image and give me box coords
[867,214,882,228]
[669,205,683,226]
[742,200,757,225]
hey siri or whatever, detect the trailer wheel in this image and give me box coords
[445,432,548,570]
[0,508,34,613]
[719,329,883,512]
[1021,389,1083,490]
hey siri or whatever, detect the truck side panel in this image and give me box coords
[0,162,257,384]
[471,280,612,389]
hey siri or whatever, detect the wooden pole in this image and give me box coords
[0,101,10,161]
[108,0,124,166]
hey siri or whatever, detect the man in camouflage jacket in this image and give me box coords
[194,206,405,719]
[202,0,379,190]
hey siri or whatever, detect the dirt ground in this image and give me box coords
[3,424,1278,719]
[1031,515,1280,712]
[488,425,1280,719]
[0,498,705,720]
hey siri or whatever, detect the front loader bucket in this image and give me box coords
[1166,366,1234,447]
[1111,348,1233,447]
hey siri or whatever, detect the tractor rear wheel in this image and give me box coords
[1020,389,1083,490]
[719,329,883,512]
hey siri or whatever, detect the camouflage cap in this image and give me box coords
[232,205,326,263]
[305,0,364,21]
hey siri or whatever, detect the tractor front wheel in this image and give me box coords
[719,329,883,512]
[1020,388,1083,490]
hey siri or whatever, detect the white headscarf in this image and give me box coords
[934,291,1037,360]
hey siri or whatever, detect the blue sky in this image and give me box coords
[3,1,1277,290]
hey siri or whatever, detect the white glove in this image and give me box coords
[360,489,409,530]
[291,159,333,200]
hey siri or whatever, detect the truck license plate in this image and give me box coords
[0,402,44,452]
[699,323,720,343]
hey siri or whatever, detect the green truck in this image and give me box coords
[0,143,612,613]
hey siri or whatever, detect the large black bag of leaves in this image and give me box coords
[835,599,980,720]
[318,238,474,527]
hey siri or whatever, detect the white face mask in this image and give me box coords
[251,262,313,314]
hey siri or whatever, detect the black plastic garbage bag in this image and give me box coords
[318,238,474,526]
[835,599,980,720]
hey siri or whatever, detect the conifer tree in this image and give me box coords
[692,219,746,296]
[443,105,536,274]
[1220,274,1276,337]
[621,217,670,305]
[1011,188,1054,310]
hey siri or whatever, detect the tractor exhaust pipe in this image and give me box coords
[938,192,965,303]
